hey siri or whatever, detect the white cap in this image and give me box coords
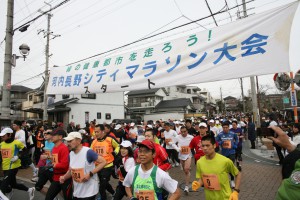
[199,122,207,127]
[137,135,145,143]
[202,116,206,119]
[130,122,135,127]
[64,132,82,141]
[215,120,220,124]
[209,119,214,123]
[174,121,179,125]
[0,128,13,136]
[115,124,122,130]
[147,124,153,129]
[78,129,87,135]
[120,140,132,148]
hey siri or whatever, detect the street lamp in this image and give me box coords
[11,43,30,67]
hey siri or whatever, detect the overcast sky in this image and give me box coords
[0,0,299,99]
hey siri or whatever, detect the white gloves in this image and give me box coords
[11,156,18,163]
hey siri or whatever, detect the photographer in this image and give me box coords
[269,126,300,200]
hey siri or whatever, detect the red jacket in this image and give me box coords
[52,142,69,181]
[189,135,205,162]
[153,143,171,171]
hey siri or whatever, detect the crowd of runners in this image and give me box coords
[0,114,299,199]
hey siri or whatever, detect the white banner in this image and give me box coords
[47,2,299,94]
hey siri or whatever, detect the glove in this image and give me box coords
[229,191,239,200]
[11,156,18,163]
[192,181,201,191]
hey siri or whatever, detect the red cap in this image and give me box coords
[138,140,155,150]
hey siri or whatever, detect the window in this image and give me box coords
[97,112,101,119]
[105,113,111,120]
[62,94,70,99]
[81,93,96,99]
[29,95,33,101]
[187,89,191,94]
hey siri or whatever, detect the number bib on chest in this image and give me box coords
[95,146,107,156]
[222,140,231,149]
[136,190,155,200]
[181,146,190,154]
[71,168,84,183]
[52,154,58,165]
[202,174,221,190]
[1,148,12,158]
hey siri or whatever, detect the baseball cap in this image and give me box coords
[120,140,132,148]
[114,124,122,130]
[146,124,153,129]
[64,132,82,141]
[199,122,207,127]
[0,128,13,136]
[130,122,135,127]
[78,129,87,135]
[51,129,66,136]
[138,140,155,150]
[136,135,145,143]
[209,119,214,123]
[215,120,220,124]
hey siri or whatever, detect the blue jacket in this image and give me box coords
[216,131,239,157]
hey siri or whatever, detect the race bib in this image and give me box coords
[181,146,190,155]
[165,138,172,145]
[95,146,107,156]
[136,190,155,200]
[1,148,12,159]
[71,168,84,183]
[202,174,221,191]
[52,154,58,165]
[222,140,232,149]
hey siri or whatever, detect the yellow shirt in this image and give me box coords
[1,140,24,170]
[196,153,239,200]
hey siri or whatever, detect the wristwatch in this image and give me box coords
[89,171,94,177]
[233,188,240,193]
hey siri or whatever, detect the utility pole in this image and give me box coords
[42,13,51,121]
[1,0,14,120]
[220,87,223,113]
[240,78,246,113]
[41,2,60,121]
[242,0,260,126]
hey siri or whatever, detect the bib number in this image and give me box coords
[71,168,84,183]
[52,154,58,165]
[202,174,221,190]
[95,146,107,156]
[1,148,12,159]
[222,140,232,149]
[136,190,155,200]
[181,146,190,154]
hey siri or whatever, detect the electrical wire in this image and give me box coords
[65,0,255,66]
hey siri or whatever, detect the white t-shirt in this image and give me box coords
[291,134,300,146]
[175,126,181,134]
[175,134,194,160]
[123,157,136,172]
[123,165,178,194]
[269,121,278,126]
[164,129,178,149]
[15,129,26,146]
[210,126,219,135]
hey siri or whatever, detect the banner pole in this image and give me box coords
[290,72,298,123]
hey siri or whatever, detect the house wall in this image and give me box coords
[54,92,125,126]
[144,112,184,122]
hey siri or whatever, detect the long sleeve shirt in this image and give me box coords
[52,142,69,181]
[216,131,239,157]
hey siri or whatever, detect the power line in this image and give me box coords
[12,72,44,85]
[65,0,255,66]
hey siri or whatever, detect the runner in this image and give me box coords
[45,129,72,200]
[164,122,180,167]
[230,120,244,170]
[60,132,106,200]
[123,140,181,200]
[216,121,239,188]
[90,124,120,200]
[0,128,35,200]
[173,126,194,194]
[192,135,241,200]
[114,140,136,200]
[189,122,208,164]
